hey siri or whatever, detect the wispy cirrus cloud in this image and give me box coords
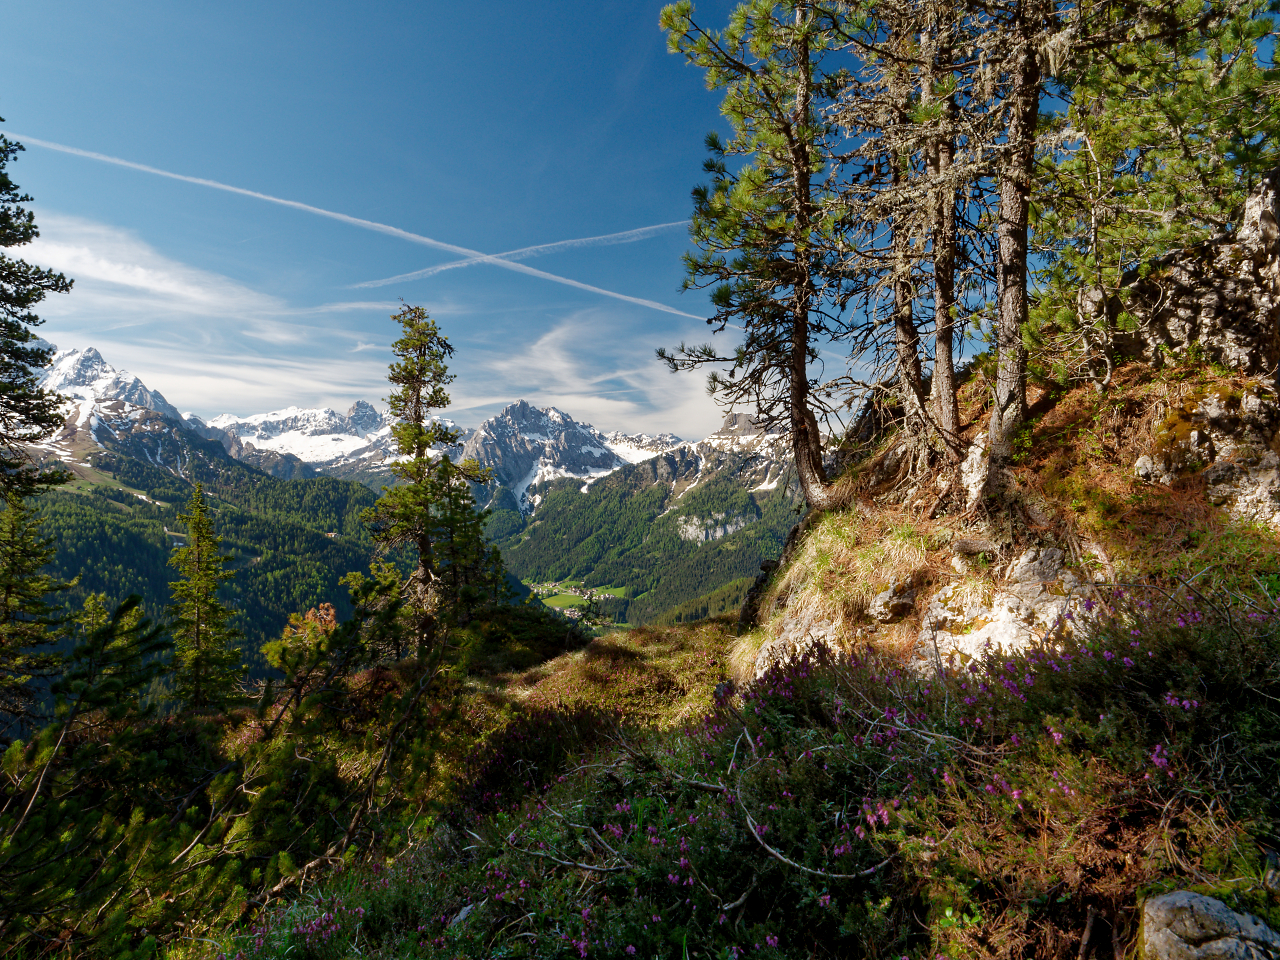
[454,309,726,438]
[21,213,723,434]
[16,211,724,436]
[27,213,393,325]
[23,213,406,414]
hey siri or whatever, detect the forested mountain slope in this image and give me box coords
[494,426,802,623]
[29,396,380,666]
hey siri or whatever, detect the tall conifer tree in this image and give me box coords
[0,125,71,498]
[659,1,850,511]
[363,304,503,654]
[169,483,243,710]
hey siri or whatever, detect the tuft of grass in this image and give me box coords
[757,505,938,652]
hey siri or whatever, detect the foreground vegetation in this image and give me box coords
[188,586,1280,959]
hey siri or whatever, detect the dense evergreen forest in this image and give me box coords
[35,482,377,670]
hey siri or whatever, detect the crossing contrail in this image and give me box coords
[13,133,705,321]
[352,221,688,288]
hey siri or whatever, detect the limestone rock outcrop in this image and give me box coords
[1099,165,1280,376]
[915,548,1093,667]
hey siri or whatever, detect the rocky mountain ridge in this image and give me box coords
[28,345,706,501]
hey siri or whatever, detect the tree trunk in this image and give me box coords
[791,318,839,511]
[928,29,960,459]
[990,17,1039,466]
[409,534,440,656]
[788,3,839,513]
[888,36,930,464]
[892,163,928,436]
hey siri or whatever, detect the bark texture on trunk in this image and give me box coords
[890,47,930,457]
[990,18,1039,465]
[929,78,960,458]
[791,300,840,511]
[892,177,927,429]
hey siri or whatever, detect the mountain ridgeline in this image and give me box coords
[26,345,799,651]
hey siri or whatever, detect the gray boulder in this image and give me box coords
[1143,891,1280,960]
[869,579,916,623]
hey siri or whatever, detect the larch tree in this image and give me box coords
[659,0,851,511]
[169,483,243,711]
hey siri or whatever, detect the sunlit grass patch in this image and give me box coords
[757,504,941,650]
[519,618,735,728]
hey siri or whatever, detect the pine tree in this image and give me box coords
[0,125,72,498]
[1032,0,1280,386]
[362,304,505,655]
[0,493,71,741]
[659,1,851,511]
[168,483,243,710]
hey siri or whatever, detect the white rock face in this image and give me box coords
[1100,164,1280,375]
[960,432,990,511]
[1143,891,1280,960]
[753,614,838,679]
[1134,386,1280,532]
[917,548,1093,665]
[676,512,750,543]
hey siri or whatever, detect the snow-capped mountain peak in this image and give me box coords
[40,346,184,422]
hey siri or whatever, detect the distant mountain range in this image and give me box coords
[33,344,692,511]
[29,343,800,628]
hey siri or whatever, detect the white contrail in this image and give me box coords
[353,220,689,288]
[12,134,706,321]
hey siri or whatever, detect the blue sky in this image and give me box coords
[1,1,742,437]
